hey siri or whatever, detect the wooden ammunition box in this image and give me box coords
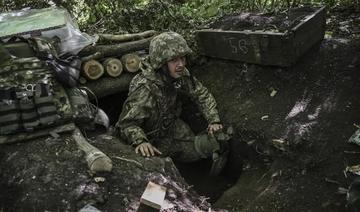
[196,6,326,67]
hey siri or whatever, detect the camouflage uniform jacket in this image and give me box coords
[117,61,220,146]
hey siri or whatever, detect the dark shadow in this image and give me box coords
[0,182,22,211]
[93,91,129,126]
[174,137,252,203]
[96,89,250,203]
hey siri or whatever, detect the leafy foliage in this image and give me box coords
[0,0,359,48]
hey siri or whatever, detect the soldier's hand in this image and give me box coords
[135,142,162,157]
[208,123,223,135]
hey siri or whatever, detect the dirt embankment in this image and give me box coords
[210,6,319,32]
[0,7,359,212]
[192,9,360,212]
[0,131,223,211]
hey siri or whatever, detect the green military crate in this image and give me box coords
[196,6,326,67]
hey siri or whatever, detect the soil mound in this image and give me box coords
[193,9,360,211]
[210,6,319,32]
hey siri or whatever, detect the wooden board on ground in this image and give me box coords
[196,6,326,67]
[140,181,167,210]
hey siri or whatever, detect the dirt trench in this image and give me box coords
[0,8,359,212]
[189,13,360,210]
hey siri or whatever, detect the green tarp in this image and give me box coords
[0,7,68,38]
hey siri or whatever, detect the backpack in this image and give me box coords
[0,36,90,136]
[0,55,73,134]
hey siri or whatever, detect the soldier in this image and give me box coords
[116,32,230,174]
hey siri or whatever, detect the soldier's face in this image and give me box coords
[167,56,186,79]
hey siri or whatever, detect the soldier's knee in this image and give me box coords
[194,126,234,175]
[194,126,234,158]
[194,134,219,158]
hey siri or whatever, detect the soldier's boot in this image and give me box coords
[194,126,233,176]
[72,127,112,173]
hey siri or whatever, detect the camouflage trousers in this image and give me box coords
[153,119,220,162]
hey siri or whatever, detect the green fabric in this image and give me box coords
[65,87,95,124]
[0,44,11,65]
[0,98,21,134]
[3,41,35,58]
[0,46,73,135]
[117,32,221,161]
[0,8,67,38]
[154,119,219,162]
[0,124,20,135]
[194,133,220,158]
[117,61,220,147]
[0,113,19,123]
[0,102,17,112]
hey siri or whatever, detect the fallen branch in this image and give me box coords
[79,37,153,59]
[344,151,360,154]
[324,177,340,185]
[81,52,102,62]
[113,156,143,168]
[98,30,157,43]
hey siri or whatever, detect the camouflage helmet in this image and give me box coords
[149,32,192,69]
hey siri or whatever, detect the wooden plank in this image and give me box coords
[256,32,294,66]
[140,181,166,210]
[292,6,326,31]
[292,6,326,60]
[196,6,326,67]
[196,29,292,66]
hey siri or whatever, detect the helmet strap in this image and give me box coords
[160,65,177,84]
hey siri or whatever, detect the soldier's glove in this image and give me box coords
[209,127,234,176]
